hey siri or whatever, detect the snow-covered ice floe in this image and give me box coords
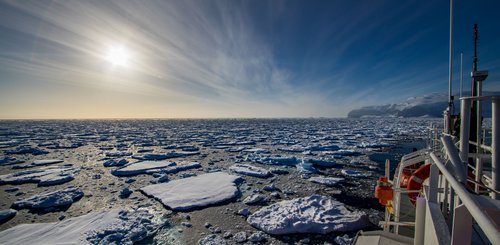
[229,164,270,178]
[111,161,201,176]
[11,186,83,212]
[341,169,371,177]
[309,176,344,186]
[0,166,78,186]
[0,209,160,245]
[141,172,241,211]
[247,195,368,235]
[132,151,199,160]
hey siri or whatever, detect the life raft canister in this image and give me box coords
[375,176,393,205]
[407,164,431,205]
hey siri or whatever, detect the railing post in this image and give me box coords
[414,197,426,245]
[460,99,471,163]
[451,204,472,244]
[492,97,499,199]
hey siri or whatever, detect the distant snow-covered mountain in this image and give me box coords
[348,92,499,118]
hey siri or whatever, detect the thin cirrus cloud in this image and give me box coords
[0,0,498,119]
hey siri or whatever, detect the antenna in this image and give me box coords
[460,52,463,98]
[447,0,454,114]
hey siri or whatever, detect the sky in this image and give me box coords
[0,0,499,119]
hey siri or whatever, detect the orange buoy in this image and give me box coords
[407,164,431,204]
[375,176,393,205]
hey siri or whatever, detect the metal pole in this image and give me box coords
[460,53,463,98]
[460,99,471,163]
[476,82,483,193]
[492,98,499,199]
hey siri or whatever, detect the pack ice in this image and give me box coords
[0,209,160,245]
[247,195,368,235]
[141,172,241,211]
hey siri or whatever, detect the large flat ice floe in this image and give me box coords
[111,161,201,176]
[229,164,270,178]
[0,166,78,186]
[0,209,160,245]
[247,195,369,235]
[12,186,83,212]
[141,172,241,211]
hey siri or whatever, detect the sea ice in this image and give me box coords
[0,156,24,165]
[111,161,201,176]
[140,172,241,211]
[341,169,371,177]
[32,159,64,166]
[103,158,128,167]
[11,186,83,212]
[0,166,78,186]
[0,209,16,224]
[132,151,199,160]
[0,209,160,244]
[309,176,344,186]
[198,234,227,245]
[229,164,270,178]
[247,195,369,235]
[243,194,268,205]
[6,146,48,155]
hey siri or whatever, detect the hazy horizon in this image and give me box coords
[1,0,499,119]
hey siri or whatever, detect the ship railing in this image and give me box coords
[458,96,499,199]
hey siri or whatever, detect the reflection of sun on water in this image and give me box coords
[105,45,129,67]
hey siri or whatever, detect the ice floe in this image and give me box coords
[341,169,371,177]
[0,209,16,224]
[0,156,24,165]
[141,172,241,211]
[103,158,128,167]
[309,176,344,186]
[111,161,201,176]
[243,194,268,205]
[198,234,227,245]
[11,186,83,212]
[132,151,199,160]
[0,166,78,186]
[229,164,270,178]
[247,195,369,235]
[0,209,160,244]
[6,146,48,155]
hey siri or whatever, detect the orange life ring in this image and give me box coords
[407,164,431,205]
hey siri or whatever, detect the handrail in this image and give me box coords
[430,152,500,244]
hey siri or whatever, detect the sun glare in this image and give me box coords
[105,45,129,67]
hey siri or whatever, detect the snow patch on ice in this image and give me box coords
[0,209,160,244]
[141,172,241,211]
[247,195,369,235]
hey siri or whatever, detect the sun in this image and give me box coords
[105,45,129,67]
